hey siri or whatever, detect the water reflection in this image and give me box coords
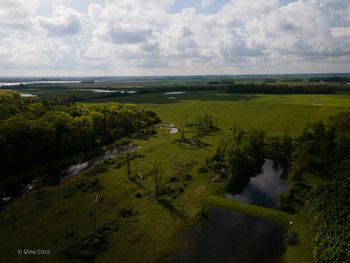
[60,144,140,183]
[225,159,288,209]
[165,208,285,263]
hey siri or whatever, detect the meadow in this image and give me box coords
[89,90,350,136]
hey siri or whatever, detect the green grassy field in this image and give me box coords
[0,130,220,263]
[1,90,349,262]
[89,90,350,136]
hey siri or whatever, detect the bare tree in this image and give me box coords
[151,164,163,199]
[126,152,130,179]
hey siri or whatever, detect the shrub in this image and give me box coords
[198,167,208,174]
[119,208,132,218]
[285,229,298,245]
[277,191,294,213]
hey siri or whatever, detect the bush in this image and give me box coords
[76,179,102,193]
[285,229,298,245]
[307,181,350,263]
[198,167,208,174]
[277,191,294,213]
[135,192,142,198]
[120,208,132,218]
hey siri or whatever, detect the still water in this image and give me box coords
[22,144,140,194]
[225,159,288,209]
[60,144,140,182]
[166,207,285,263]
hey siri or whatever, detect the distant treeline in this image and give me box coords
[137,85,226,94]
[226,83,336,94]
[309,76,350,83]
[0,91,160,178]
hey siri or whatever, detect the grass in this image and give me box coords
[0,130,214,263]
[1,89,346,262]
[88,90,350,136]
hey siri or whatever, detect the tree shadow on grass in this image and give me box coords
[129,177,146,190]
[157,199,188,221]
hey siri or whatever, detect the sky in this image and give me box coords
[0,0,350,76]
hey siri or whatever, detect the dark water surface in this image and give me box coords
[59,144,141,183]
[166,207,285,263]
[22,144,140,195]
[225,159,288,208]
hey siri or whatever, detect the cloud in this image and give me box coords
[36,5,84,37]
[201,0,215,8]
[0,0,350,75]
[0,0,38,30]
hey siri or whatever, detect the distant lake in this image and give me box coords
[164,91,186,95]
[20,93,38,97]
[90,89,137,94]
[0,81,81,87]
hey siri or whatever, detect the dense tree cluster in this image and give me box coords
[307,182,350,263]
[226,83,336,94]
[0,91,160,177]
[0,90,39,119]
[291,112,350,180]
[205,129,266,193]
[276,112,350,262]
[309,76,350,83]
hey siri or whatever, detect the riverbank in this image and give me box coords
[0,139,133,197]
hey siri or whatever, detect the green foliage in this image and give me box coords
[0,95,160,183]
[76,179,103,193]
[307,181,350,263]
[291,112,350,179]
[61,220,119,261]
[277,190,294,213]
[205,129,263,195]
[244,130,266,164]
[225,145,255,178]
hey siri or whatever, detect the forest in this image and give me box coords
[0,90,160,180]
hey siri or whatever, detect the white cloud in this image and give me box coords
[201,0,215,8]
[0,0,350,75]
[36,5,84,37]
[0,0,39,31]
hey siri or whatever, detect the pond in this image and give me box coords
[159,126,178,134]
[165,207,285,263]
[224,159,288,209]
